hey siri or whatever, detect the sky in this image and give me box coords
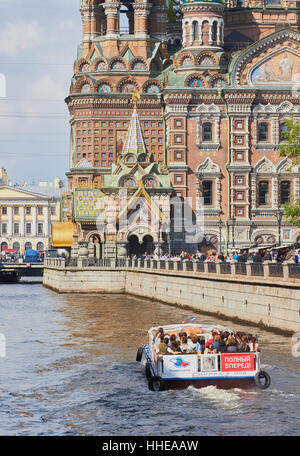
[0,0,82,185]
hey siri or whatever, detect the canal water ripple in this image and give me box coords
[0,283,299,436]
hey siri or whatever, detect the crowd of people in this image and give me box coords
[154,327,260,356]
[132,247,300,264]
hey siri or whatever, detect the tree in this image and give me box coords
[279,117,300,228]
[279,116,300,165]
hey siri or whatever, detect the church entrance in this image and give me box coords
[88,234,102,260]
[128,234,155,257]
[140,235,154,255]
[128,235,140,257]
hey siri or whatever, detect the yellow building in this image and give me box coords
[0,185,61,254]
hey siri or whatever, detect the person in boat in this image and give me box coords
[186,335,201,353]
[154,327,164,345]
[158,337,169,356]
[168,341,182,355]
[218,338,227,353]
[209,334,221,354]
[180,335,189,353]
[155,333,165,348]
[249,336,260,352]
[239,335,250,352]
[226,334,238,352]
[205,330,219,349]
[168,334,177,346]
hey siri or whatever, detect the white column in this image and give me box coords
[32,205,37,236]
[20,205,25,237]
[217,23,221,46]
[8,205,13,236]
[44,205,49,237]
[208,21,213,45]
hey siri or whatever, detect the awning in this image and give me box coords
[51,222,74,248]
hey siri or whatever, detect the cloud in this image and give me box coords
[0,21,41,56]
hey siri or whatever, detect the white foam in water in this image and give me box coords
[187,385,241,410]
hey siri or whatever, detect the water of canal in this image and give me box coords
[0,282,299,436]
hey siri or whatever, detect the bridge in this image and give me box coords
[0,263,44,282]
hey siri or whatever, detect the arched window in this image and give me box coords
[202,123,212,142]
[258,123,269,142]
[193,22,199,41]
[202,180,213,206]
[280,181,291,204]
[24,242,32,251]
[212,22,218,43]
[37,242,44,251]
[258,181,269,206]
[1,242,8,252]
[13,242,20,252]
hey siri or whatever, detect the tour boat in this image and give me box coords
[136,323,271,391]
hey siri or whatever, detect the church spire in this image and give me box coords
[120,92,148,160]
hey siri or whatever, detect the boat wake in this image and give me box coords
[187,385,242,410]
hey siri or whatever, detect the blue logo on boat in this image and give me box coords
[170,357,190,368]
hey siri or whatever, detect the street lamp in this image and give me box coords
[231,217,236,248]
[157,218,162,256]
[166,228,171,257]
[218,218,223,254]
[275,209,283,246]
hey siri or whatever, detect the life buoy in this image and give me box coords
[136,346,144,362]
[254,370,271,389]
[148,376,165,392]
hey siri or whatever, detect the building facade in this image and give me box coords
[62,0,300,256]
[0,180,62,254]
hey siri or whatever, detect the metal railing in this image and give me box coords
[45,257,300,282]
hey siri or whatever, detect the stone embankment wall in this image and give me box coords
[43,267,126,294]
[43,264,300,334]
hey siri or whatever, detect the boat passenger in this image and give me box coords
[249,336,260,352]
[239,335,250,352]
[158,337,169,356]
[180,336,189,353]
[169,334,177,346]
[187,335,200,353]
[218,339,227,353]
[168,341,182,355]
[154,327,164,340]
[226,335,238,352]
[210,334,221,353]
[205,330,218,348]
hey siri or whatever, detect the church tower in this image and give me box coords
[181,0,224,50]
[66,0,170,191]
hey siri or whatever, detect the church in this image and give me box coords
[57,0,300,258]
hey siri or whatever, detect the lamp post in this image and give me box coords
[167,228,171,257]
[218,218,223,254]
[231,217,236,248]
[157,218,162,257]
[275,209,283,246]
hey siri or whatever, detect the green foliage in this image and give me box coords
[279,116,300,165]
[279,117,300,227]
[282,202,300,228]
[168,0,177,22]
